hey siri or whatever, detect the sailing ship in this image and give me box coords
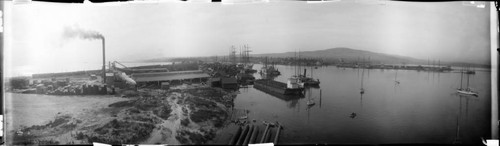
[457,67,478,97]
[260,57,281,77]
[395,70,400,85]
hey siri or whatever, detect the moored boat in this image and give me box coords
[456,66,478,97]
[254,78,304,95]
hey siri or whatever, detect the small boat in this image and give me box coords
[307,101,315,106]
[262,121,277,127]
[260,57,281,77]
[395,70,400,84]
[457,66,478,97]
[457,88,478,97]
[307,99,315,106]
[350,112,357,118]
[299,67,320,86]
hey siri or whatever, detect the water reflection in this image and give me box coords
[453,93,480,144]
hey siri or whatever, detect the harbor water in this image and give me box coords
[233,64,491,144]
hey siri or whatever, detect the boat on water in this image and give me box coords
[350,112,357,118]
[457,89,478,96]
[295,55,319,87]
[260,57,280,76]
[394,70,400,85]
[305,88,316,107]
[457,66,478,97]
[465,70,475,75]
[299,68,320,86]
[254,77,304,95]
[307,100,315,106]
[241,63,257,74]
[236,70,255,84]
[260,66,280,76]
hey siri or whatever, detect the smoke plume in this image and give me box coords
[63,26,103,40]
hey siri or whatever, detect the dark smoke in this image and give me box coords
[63,26,103,40]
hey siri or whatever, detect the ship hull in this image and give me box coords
[254,79,304,95]
[457,89,478,97]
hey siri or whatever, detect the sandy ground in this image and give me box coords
[7,84,237,145]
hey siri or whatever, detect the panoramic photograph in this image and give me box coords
[2,1,494,145]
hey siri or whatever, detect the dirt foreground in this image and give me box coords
[10,84,237,145]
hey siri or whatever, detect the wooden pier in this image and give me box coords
[228,123,283,145]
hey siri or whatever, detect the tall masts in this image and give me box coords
[243,45,251,64]
[230,44,251,64]
[460,67,464,89]
[466,67,470,88]
[229,46,237,64]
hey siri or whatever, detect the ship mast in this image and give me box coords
[460,66,464,89]
[466,66,470,89]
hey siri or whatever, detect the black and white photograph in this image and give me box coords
[2,1,497,145]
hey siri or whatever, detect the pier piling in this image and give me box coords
[260,124,271,143]
[236,125,250,145]
[249,126,259,144]
[264,127,273,143]
[274,125,282,144]
[242,125,254,145]
[229,126,242,145]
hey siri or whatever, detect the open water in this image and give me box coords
[233,64,491,144]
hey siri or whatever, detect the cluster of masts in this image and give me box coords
[229,45,252,64]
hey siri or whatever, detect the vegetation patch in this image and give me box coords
[86,119,155,144]
[185,96,217,109]
[176,129,216,145]
[181,118,190,127]
[109,100,136,108]
[190,108,227,127]
[152,104,172,120]
[13,115,73,145]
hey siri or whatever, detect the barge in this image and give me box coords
[254,78,304,95]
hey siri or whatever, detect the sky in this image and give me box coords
[4,1,492,76]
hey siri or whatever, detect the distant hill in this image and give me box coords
[139,47,490,68]
[253,47,426,65]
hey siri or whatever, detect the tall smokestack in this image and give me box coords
[102,37,106,84]
[63,26,106,84]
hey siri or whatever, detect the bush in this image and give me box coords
[75,132,86,140]
[181,118,190,127]
[88,119,155,144]
[176,133,189,144]
[10,78,29,89]
[128,108,141,114]
[153,105,172,120]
